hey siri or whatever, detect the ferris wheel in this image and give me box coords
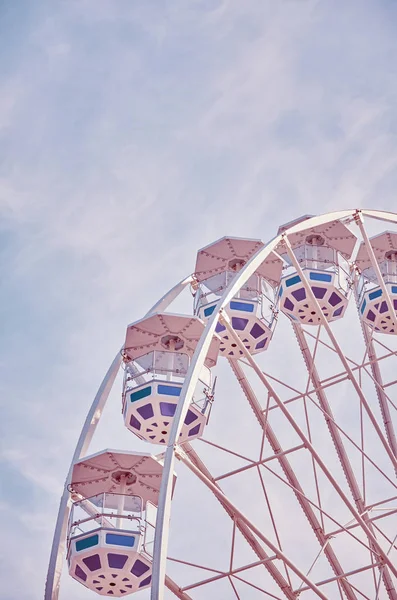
[45,209,397,600]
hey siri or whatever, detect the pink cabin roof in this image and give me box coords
[278,216,357,259]
[194,236,283,288]
[70,449,176,505]
[124,312,220,367]
[356,231,397,271]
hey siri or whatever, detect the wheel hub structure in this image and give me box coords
[46,210,397,600]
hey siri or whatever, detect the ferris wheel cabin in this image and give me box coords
[356,231,397,334]
[277,216,357,324]
[67,450,176,596]
[122,312,220,444]
[193,236,283,356]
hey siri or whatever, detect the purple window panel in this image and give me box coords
[284,298,294,311]
[137,403,154,420]
[311,286,326,299]
[108,554,128,569]
[129,415,141,431]
[188,424,201,437]
[231,317,248,331]
[329,292,342,306]
[379,301,388,314]
[215,322,226,333]
[184,409,198,425]
[367,310,376,322]
[74,565,87,581]
[160,402,176,417]
[139,575,152,588]
[82,553,101,572]
[333,306,343,317]
[255,338,267,350]
[131,559,150,578]
[250,323,265,339]
[292,287,306,301]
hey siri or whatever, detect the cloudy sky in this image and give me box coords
[2,1,397,599]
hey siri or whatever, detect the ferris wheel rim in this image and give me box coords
[46,207,397,600]
[151,208,397,600]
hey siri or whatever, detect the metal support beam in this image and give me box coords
[294,323,397,600]
[282,234,397,474]
[182,442,296,599]
[222,314,397,579]
[176,446,330,600]
[44,352,122,600]
[229,358,359,600]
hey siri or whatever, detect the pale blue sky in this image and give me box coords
[2,1,397,599]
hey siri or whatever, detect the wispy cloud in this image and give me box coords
[2,1,397,598]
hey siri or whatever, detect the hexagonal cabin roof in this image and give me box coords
[356,231,397,271]
[124,312,220,367]
[194,236,283,288]
[277,215,357,259]
[70,449,176,506]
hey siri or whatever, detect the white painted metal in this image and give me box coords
[47,209,397,600]
[175,446,330,600]
[150,209,397,600]
[45,275,192,600]
[355,211,397,338]
[44,352,122,600]
[221,312,397,578]
[283,233,397,473]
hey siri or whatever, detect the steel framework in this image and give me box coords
[46,210,397,599]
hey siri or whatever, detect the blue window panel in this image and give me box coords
[105,533,135,548]
[360,299,367,314]
[286,275,301,287]
[230,301,254,313]
[76,534,99,552]
[130,386,152,403]
[158,385,182,396]
[309,272,332,282]
[203,304,216,317]
[392,286,397,294]
[278,286,283,297]
[369,288,382,300]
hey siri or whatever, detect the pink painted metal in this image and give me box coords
[124,312,220,367]
[194,236,283,287]
[278,215,357,258]
[70,449,177,504]
[356,231,397,270]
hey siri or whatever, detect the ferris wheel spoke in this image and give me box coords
[180,443,296,599]
[222,315,397,583]
[176,446,330,600]
[293,322,397,597]
[296,561,381,599]
[164,575,194,599]
[197,436,257,465]
[231,573,285,599]
[228,357,360,600]
[358,319,397,461]
[283,233,397,475]
[302,391,397,493]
